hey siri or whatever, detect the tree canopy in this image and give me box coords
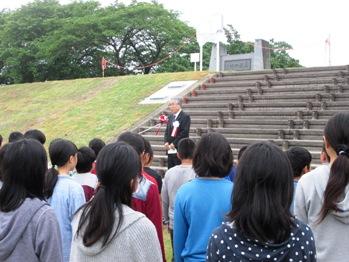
[0,1,301,84]
[0,0,193,83]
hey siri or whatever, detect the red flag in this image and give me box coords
[101,57,108,70]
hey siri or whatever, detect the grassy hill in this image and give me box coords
[0,71,208,146]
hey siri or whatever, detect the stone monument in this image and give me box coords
[209,39,271,71]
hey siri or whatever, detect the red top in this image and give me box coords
[90,161,97,175]
[131,171,165,261]
[143,171,158,187]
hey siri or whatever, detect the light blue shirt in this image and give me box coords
[174,178,233,262]
[48,175,85,262]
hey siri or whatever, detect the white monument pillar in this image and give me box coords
[199,44,203,71]
[216,42,220,72]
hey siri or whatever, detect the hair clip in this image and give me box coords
[339,151,349,157]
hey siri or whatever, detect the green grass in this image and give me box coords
[164,226,173,261]
[0,71,207,147]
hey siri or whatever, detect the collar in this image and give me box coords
[174,109,182,119]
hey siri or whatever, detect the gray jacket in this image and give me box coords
[70,204,162,262]
[0,198,63,262]
[295,164,349,262]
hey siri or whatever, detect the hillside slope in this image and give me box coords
[0,71,208,146]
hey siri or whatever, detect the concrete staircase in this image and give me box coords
[134,65,349,175]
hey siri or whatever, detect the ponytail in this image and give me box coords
[74,142,139,247]
[44,165,58,198]
[319,145,349,221]
[76,186,125,247]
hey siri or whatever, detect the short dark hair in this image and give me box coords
[88,138,106,157]
[117,132,145,156]
[76,146,96,173]
[24,129,46,145]
[8,131,24,143]
[193,133,232,178]
[286,147,312,178]
[178,138,195,159]
[0,134,3,147]
[0,139,47,212]
[237,145,248,161]
[143,138,153,165]
[229,142,294,243]
[45,138,78,198]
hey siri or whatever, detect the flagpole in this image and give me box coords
[328,34,331,66]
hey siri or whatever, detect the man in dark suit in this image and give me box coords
[164,98,191,169]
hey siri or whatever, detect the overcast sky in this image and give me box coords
[1,0,348,67]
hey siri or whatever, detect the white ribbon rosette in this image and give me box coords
[171,120,180,137]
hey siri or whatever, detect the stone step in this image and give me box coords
[148,138,324,159]
[152,110,337,122]
[182,101,349,111]
[146,118,328,130]
[187,92,349,103]
[140,127,323,139]
[219,65,349,77]
[201,77,348,89]
[193,84,349,96]
[216,70,349,83]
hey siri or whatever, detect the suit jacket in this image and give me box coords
[164,110,191,148]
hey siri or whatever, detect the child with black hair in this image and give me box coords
[295,112,349,261]
[207,142,316,262]
[24,129,46,145]
[174,133,233,262]
[286,147,312,180]
[70,142,162,261]
[117,132,165,261]
[286,147,312,214]
[8,131,23,142]
[162,138,196,258]
[225,145,247,182]
[0,139,63,261]
[143,137,162,193]
[45,138,85,262]
[73,146,98,201]
[88,138,105,175]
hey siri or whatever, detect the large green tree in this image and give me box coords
[0,1,194,82]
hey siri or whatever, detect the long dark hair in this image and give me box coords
[45,138,77,198]
[319,112,349,221]
[76,142,141,247]
[0,139,47,212]
[229,142,294,243]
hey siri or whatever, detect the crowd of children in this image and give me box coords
[1,112,349,262]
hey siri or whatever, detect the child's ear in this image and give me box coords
[302,166,310,175]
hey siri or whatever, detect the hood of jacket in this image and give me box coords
[72,204,145,256]
[0,198,48,260]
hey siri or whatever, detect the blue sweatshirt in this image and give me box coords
[174,178,233,262]
[48,175,85,262]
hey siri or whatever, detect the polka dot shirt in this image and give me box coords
[206,219,316,261]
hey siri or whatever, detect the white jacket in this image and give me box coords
[295,164,349,262]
